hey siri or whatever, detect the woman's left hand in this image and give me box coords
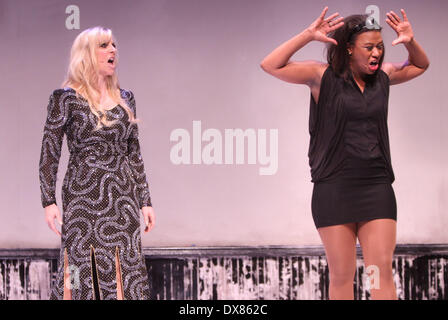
[141,206,155,233]
[386,9,414,46]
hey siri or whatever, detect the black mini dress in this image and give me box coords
[308,66,397,229]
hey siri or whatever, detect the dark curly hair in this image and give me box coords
[326,14,385,81]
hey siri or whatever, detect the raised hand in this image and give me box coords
[307,6,344,45]
[386,9,414,46]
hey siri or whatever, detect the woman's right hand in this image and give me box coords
[44,203,62,236]
[260,6,344,85]
[307,7,344,45]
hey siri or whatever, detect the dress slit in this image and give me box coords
[63,247,71,300]
[90,245,102,300]
[115,246,125,299]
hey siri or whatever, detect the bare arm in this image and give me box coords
[382,9,429,85]
[260,7,344,87]
[260,30,322,86]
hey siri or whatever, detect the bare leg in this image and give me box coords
[357,218,397,300]
[317,223,358,300]
[116,247,124,300]
[63,248,72,300]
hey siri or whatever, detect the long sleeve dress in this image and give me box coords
[39,87,152,300]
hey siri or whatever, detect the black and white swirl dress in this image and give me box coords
[39,87,152,300]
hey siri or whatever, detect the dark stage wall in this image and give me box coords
[1,246,447,300]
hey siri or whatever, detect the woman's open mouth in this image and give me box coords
[368,60,379,72]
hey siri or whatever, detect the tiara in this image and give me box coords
[349,17,382,41]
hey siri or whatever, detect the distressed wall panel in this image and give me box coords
[0,246,447,300]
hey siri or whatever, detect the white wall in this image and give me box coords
[0,0,446,248]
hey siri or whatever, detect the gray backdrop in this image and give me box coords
[0,0,446,248]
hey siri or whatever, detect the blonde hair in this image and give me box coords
[62,26,137,130]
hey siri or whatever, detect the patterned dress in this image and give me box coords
[39,88,152,300]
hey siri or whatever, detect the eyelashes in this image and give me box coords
[365,44,384,51]
[365,46,383,51]
[100,42,117,48]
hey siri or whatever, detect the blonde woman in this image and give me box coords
[39,26,155,300]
